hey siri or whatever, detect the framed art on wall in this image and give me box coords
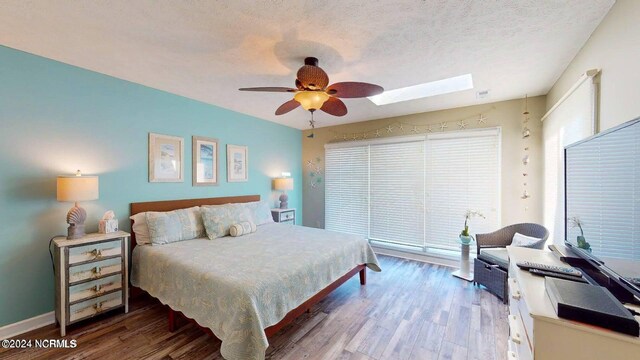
[192,136,218,186]
[149,133,184,182]
[227,144,248,182]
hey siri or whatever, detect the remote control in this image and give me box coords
[529,268,588,283]
[516,261,583,277]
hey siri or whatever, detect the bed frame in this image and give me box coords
[129,195,366,338]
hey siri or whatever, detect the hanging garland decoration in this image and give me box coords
[521,95,531,210]
[326,108,496,141]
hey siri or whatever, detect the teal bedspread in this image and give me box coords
[131,223,380,360]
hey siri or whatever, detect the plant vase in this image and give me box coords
[459,234,472,245]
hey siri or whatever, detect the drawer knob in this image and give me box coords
[92,284,103,295]
[93,302,104,313]
[90,249,103,259]
[91,266,102,277]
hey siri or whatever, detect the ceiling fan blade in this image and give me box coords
[275,99,300,115]
[326,82,384,98]
[239,87,297,92]
[297,65,329,90]
[320,97,347,117]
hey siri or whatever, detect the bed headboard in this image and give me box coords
[129,195,260,250]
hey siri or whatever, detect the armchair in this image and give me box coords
[473,223,549,303]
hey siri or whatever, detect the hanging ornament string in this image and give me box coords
[326,107,496,141]
[521,95,531,208]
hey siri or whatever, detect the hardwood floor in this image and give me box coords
[0,255,508,360]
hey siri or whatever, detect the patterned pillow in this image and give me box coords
[201,203,253,239]
[229,221,257,237]
[145,206,204,245]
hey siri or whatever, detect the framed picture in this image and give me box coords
[148,133,184,182]
[227,144,248,182]
[192,136,219,186]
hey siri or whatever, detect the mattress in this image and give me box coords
[131,222,380,360]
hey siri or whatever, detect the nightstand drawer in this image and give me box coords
[69,239,122,265]
[69,290,122,323]
[281,211,295,221]
[69,257,122,284]
[69,274,122,303]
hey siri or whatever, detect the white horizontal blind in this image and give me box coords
[369,140,425,246]
[565,121,640,261]
[543,74,596,244]
[325,146,369,237]
[425,129,501,251]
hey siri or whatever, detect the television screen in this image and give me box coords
[565,118,640,291]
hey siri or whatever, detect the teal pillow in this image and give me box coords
[145,206,204,245]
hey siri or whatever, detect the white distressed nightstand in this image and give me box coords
[53,231,130,336]
[271,208,296,224]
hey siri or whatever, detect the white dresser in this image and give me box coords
[53,231,130,336]
[506,246,640,360]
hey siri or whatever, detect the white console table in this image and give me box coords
[506,246,640,360]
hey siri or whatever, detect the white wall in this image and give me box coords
[546,0,640,130]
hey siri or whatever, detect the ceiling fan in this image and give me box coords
[239,57,384,118]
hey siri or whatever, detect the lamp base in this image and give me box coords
[279,193,289,209]
[66,203,87,240]
[67,224,86,240]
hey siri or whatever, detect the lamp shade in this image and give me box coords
[57,175,99,202]
[273,177,294,191]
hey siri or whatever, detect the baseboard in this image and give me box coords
[373,246,459,268]
[0,312,55,340]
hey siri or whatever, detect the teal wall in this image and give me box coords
[0,45,302,326]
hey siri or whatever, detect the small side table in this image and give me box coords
[271,208,295,224]
[452,241,474,281]
[53,231,130,336]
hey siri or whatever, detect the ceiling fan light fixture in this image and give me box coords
[294,91,330,111]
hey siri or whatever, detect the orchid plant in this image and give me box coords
[461,210,485,237]
[569,216,591,251]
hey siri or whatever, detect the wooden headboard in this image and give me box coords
[129,195,260,250]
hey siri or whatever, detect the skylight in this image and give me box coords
[368,74,474,106]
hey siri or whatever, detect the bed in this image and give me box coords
[129,195,380,360]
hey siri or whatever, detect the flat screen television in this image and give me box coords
[565,117,640,300]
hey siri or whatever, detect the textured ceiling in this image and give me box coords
[0,0,614,129]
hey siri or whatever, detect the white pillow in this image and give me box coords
[512,232,545,249]
[129,212,151,245]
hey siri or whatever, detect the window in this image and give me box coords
[369,140,425,247]
[425,129,501,250]
[325,128,501,252]
[325,145,369,237]
[542,73,597,243]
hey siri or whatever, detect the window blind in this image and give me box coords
[369,140,425,246]
[565,122,640,261]
[543,75,596,244]
[425,129,501,251]
[325,145,369,237]
[324,129,501,253]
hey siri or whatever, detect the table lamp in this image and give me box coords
[57,170,99,239]
[273,176,293,209]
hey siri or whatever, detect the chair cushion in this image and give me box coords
[478,248,509,269]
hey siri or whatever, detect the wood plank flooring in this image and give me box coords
[0,255,508,360]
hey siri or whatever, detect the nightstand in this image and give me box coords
[53,231,130,336]
[271,208,296,224]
